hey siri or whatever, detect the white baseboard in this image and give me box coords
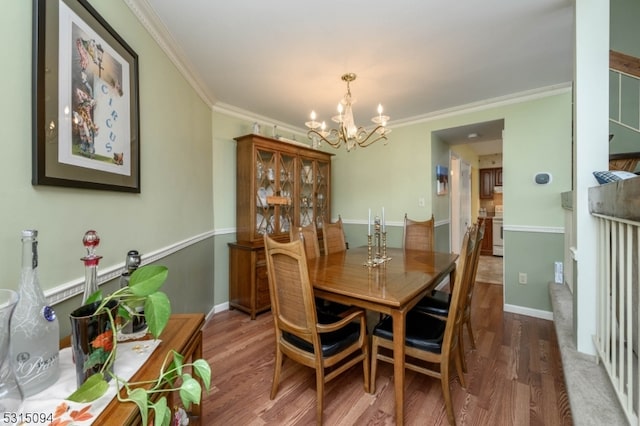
[504,303,554,320]
[212,302,230,315]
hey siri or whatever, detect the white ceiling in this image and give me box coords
[126,0,574,154]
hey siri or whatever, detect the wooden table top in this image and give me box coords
[308,247,458,309]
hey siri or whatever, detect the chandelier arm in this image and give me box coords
[354,126,388,148]
[307,128,343,149]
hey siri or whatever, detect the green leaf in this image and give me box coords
[84,290,103,305]
[151,397,171,426]
[128,266,168,297]
[118,305,132,323]
[67,372,109,402]
[168,351,185,377]
[192,359,212,391]
[126,388,149,426]
[178,374,202,409]
[144,291,171,338]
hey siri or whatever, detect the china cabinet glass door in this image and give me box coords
[299,157,329,231]
[255,149,275,237]
[315,160,329,228]
[278,154,294,234]
[255,148,293,239]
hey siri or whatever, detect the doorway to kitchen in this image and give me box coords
[450,154,471,254]
[433,119,504,286]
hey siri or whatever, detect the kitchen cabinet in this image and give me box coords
[479,167,502,199]
[229,134,333,318]
[495,168,503,186]
[479,217,493,256]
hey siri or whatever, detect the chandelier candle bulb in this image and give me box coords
[382,207,385,232]
[368,209,371,236]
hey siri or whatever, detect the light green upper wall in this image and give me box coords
[0,0,213,292]
[328,91,572,229]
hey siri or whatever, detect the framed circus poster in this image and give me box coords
[32,0,140,192]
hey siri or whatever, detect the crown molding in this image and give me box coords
[391,83,572,128]
[124,0,215,107]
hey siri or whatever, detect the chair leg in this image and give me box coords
[270,346,283,399]
[458,331,467,373]
[440,361,456,426]
[465,316,476,349]
[454,344,466,389]
[362,335,371,393]
[370,337,379,393]
[315,366,325,425]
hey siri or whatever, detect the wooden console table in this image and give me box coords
[61,313,205,425]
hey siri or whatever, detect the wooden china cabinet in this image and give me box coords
[228,134,333,318]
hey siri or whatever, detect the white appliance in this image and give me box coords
[493,205,503,256]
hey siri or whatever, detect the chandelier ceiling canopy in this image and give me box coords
[305,73,390,152]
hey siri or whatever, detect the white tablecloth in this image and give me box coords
[20,339,161,425]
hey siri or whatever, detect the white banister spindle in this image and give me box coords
[592,213,640,425]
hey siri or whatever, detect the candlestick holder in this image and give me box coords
[365,234,374,267]
[382,231,390,261]
[364,219,391,267]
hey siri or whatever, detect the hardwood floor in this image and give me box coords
[202,282,572,425]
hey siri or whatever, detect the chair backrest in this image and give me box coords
[462,220,485,313]
[442,223,478,352]
[403,213,435,251]
[263,235,318,343]
[290,224,320,260]
[322,216,347,255]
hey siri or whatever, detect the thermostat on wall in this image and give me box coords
[534,172,552,184]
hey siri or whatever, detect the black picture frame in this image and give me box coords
[32,0,140,193]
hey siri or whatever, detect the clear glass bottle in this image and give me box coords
[10,230,60,397]
[80,230,102,306]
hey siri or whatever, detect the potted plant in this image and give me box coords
[67,265,211,426]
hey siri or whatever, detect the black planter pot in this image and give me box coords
[69,300,119,388]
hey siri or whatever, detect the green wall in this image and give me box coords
[0,0,215,331]
[210,90,572,315]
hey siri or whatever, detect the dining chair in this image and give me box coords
[263,235,370,425]
[370,226,476,426]
[290,224,350,316]
[290,224,320,260]
[412,221,485,371]
[322,216,347,255]
[403,213,435,251]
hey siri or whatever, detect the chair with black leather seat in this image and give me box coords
[403,213,435,252]
[263,234,370,425]
[370,226,477,426]
[413,221,485,370]
[291,224,351,317]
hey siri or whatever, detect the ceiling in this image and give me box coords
[127,1,574,154]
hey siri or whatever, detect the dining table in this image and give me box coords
[307,246,458,425]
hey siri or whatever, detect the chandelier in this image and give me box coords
[305,73,390,151]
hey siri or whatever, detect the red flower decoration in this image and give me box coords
[91,330,113,352]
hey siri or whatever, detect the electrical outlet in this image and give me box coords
[418,197,425,207]
[518,272,527,285]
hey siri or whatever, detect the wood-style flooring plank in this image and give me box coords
[201,282,573,425]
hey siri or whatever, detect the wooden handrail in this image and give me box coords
[610,50,640,78]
